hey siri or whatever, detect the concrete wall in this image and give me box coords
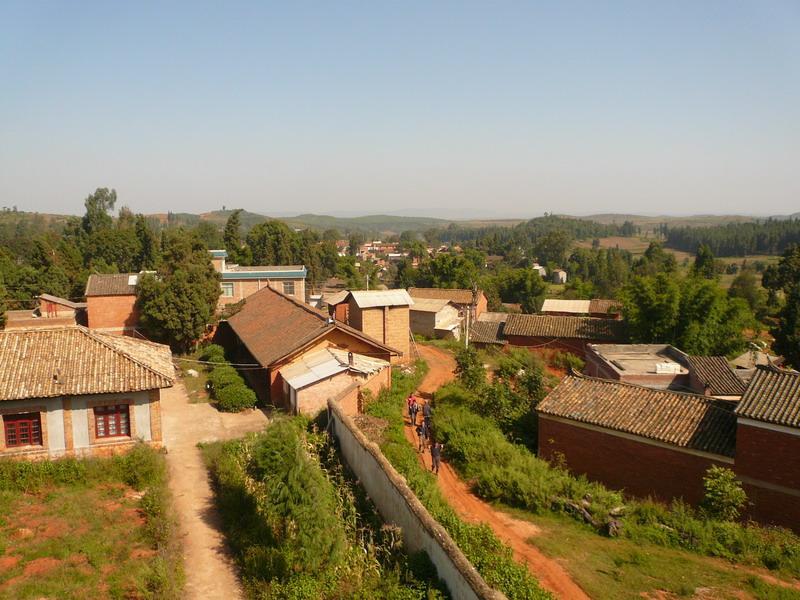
[0,390,160,459]
[86,295,139,333]
[328,399,505,600]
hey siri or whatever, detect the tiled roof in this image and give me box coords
[541,299,591,314]
[538,375,736,457]
[477,312,509,323]
[38,294,87,310]
[687,356,747,396]
[349,290,413,308]
[504,314,626,341]
[470,321,507,345]
[85,273,139,297]
[588,299,623,315]
[408,287,477,305]
[0,327,174,401]
[736,366,800,428]
[226,286,398,368]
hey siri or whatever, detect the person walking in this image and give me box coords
[415,420,428,453]
[410,397,419,426]
[430,440,443,475]
[422,398,432,428]
[407,394,415,424]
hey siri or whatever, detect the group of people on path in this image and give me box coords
[407,393,443,475]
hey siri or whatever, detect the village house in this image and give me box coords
[84,273,142,335]
[540,298,622,319]
[209,249,307,308]
[0,326,172,459]
[217,286,397,414]
[325,290,413,363]
[552,269,568,284]
[502,314,626,357]
[408,287,488,322]
[538,366,800,532]
[4,293,87,330]
[409,297,461,340]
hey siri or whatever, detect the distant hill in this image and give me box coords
[576,213,760,232]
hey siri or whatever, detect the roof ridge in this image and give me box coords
[253,284,331,322]
[79,327,174,382]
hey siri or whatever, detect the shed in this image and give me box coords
[409,298,461,340]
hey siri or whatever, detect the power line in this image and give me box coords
[172,356,265,369]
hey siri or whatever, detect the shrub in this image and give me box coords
[216,383,257,412]
[208,365,242,394]
[701,466,748,522]
[199,344,226,364]
[550,351,584,372]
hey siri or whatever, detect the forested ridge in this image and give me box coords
[665,218,800,256]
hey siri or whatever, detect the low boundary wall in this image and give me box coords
[327,396,505,600]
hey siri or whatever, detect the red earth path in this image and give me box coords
[407,344,590,600]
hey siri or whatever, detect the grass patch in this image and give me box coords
[0,445,182,599]
[202,417,447,599]
[504,508,799,600]
[365,362,553,600]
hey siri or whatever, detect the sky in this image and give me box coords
[1,1,799,219]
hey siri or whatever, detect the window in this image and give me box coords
[95,405,131,438]
[4,413,42,447]
[221,283,234,297]
[283,281,295,296]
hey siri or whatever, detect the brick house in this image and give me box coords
[84,273,141,335]
[503,314,626,357]
[4,294,87,330]
[408,287,488,321]
[210,250,307,308]
[327,290,413,363]
[0,327,172,459]
[219,286,398,413]
[409,298,461,340]
[538,367,800,531]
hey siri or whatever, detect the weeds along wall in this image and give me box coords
[327,397,506,600]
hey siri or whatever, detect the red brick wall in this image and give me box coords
[736,423,800,490]
[475,293,488,319]
[86,295,139,332]
[538,416,729,505]
[741,482,800,532]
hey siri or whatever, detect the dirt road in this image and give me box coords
[410,345,590,600]
[160,382,269,600]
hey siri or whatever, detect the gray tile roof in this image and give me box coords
[736,366,800,428]
[85,273,139,297]
[504,314,626,341]
[687,355,747,396]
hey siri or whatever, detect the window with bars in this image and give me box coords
[94,404,131,439]
[3,413,42,448]
[283,281,295,296]
[221,282,234,297]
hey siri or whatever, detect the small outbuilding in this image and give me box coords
[409,298,461,340]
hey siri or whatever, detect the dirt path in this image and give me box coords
[410,345,590,600]
[160,382,269,600]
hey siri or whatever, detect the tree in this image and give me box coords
[0,279,7,328]
[223,209,244,259]
[454,346,486,391]
[633,242,677,276]
[621,274,681,343]
[701,466,747,522]
[728,267,765,315]
[245,220,300,266]
[692,243,716,279]
[136,229,220,351]
[774,284,800,369]
[533,229,572,266]
[135,215,159,270]
[81,188,116,234]
[492,268,547,313]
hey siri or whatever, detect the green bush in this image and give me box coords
[550,351,585,372]
[199,344,226,364]
[701,465,748,522]
[208,365,242,393]
[216,383,257,412]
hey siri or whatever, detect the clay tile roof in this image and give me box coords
[409,298,453,313]
[38,294,87,310]
[736,366,800,428]
[408,287,477,305]
[538,375,736,457]
[470,321,507,345]
[588,299,622,315]
[686,356,747,396]
[0,327,174,401]
[85,273,139,297]
[226,286,398,368]
[504,314,626,341]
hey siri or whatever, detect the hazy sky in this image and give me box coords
[1,1,799,219]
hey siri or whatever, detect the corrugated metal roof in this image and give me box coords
[322,290,350,306]
[0,326,174,401]
[280,348,388,390]
[541,299,591,314]
[736,366,800,427]
[349,289,413,308]
[539,375,736,457]
[409,298,453,313]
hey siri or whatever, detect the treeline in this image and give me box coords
[665,219,800,256]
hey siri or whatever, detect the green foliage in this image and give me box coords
[770,246,800,368]
[203,418,445,599]
[550,351,585,372]
[208,365,241,392]
[691,243,717,279]
[365,366,553,600]
[701,466,748,522]
[216,383,257,412]
[728,267,766,316]
[565,247,633,297]
[666,218,800,256]
[199,343,226,364]
[622,273,753,355]
[633,242,677,276]
[490,267,547,313]
[416,251,481,289]
[454,346,486,390]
